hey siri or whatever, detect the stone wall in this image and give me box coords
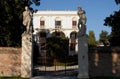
[89,47,120,77]
[0,47,21,76]
[0,47,120,77]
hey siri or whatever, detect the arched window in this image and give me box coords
[70,31,77,39]
[40,17,45,28]
[69,31,77,51]
[38,31,47,51]
[55,17,61,28]
[72,17,77,29]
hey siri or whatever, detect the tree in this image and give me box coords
[99,30,109,46]
[0,0,40,47]
[104,0,120,46]
[88,30,97,47]
[47,36,69,62]
[115,0,120,4]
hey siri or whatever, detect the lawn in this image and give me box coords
[0,76,29,79]
[89,77,120,79]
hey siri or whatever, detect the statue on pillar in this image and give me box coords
[77,6,89,78]
[77,6,87,37]
[21,6,33,78]
[23,6,33,34]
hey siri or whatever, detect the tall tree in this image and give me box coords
[0,0,40,47]
[115,0,120,4]
[104,0,120,46]
[88,31,97,47]
[99,30,109,46]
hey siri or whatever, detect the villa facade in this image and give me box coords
[33,10,79,55]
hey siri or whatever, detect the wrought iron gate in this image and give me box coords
[33,54,78,76]
[33,35,78,77]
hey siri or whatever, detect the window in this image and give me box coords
[55,21,61,26]
[40,17,45,28]
[72,17,77,29]
[70,40,76,51]
[40,21,45,26]
[39,32,46,50]
[70,32,77,39]
[72,21,77,26]
[70,32,77,51]
[55,17,61,28]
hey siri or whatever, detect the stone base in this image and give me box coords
[77,35,89,79]
[21,34,33,78]
[77,73,89,79]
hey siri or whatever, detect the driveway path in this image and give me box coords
[32,76,77,79]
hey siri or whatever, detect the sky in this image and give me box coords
[31,0,119,40]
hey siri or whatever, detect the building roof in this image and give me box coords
[33,10,78,16]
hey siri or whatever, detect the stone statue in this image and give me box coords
[21,7,33,78]
[23,6,32,34]
[77,6,87,36]
[77,6,89,78]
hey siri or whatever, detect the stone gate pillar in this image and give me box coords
[21,6,33,78]
[77,6,89,78]
[21,34,33,78]
[77,35,89,78]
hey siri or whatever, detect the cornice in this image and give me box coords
[33,10,78,16]
[34,14,78,16]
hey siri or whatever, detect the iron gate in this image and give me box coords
[33,36,78,77]
[33,51,78,76]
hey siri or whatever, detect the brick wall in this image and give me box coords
[0,47,21,76]
[89,47,120,77]
[0,47,120,77]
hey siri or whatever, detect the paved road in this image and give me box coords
[34,65,78,71]
[32,76,77,79]
[32,65,78,79]
[33,65,78,76]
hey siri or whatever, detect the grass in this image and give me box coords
[0,76,29,79]
[55,61,77,66]
[0,76,120,79]
[89,77,120,79]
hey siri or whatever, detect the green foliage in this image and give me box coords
[115,0,120,5]
[88,30,97,47]
[0,0,40,47]
[104,0,120,46]
[46,36,78,65]
[99,30,109,46]
[22,0,40,6]
[0,0,24,47]
[47,36,69,62]
[55,55,78,66]
[99,30,108,42]
[104,10,120,46]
